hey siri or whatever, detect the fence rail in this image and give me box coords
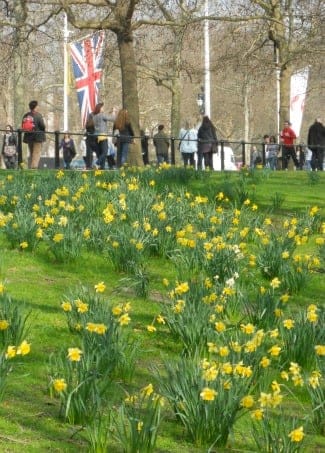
[1,128,309,170]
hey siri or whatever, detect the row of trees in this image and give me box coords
[0,0,324,163]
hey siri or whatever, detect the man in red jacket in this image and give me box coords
[280,120,299,170]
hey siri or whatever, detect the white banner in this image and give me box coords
[290,67,309,137]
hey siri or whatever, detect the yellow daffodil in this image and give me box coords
[268,345,281,357]
[260,356,271,368]
[215,321,226,333]
[67,347,83,362]
[288,426,304,443]
[5,345,16,359]
[270,277,281,289]
[17,340,31,356]
[0,320,10,330]
[94,281,106,293]
[112,305,123,316]
[283,319,295,329]
[61,302,72,312]
[315,345,325,356]
[240,395,254,408]
[203,366,218,381]
[53,233,64,243]
[118,313,131,326]
[156,315,165,324]
[200,387,217,401]
[240,323,255,335]
[147,325,156,333]
[141,383,154,397]
[53,378,67,393]
[251,408,264,420]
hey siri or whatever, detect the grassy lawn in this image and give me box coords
[0,167,324,452]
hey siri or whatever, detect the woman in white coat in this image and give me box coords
[178,121,197,167]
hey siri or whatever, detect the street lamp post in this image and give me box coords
[203,0,211,117]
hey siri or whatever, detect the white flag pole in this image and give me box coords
[63,12,69,131]
[204,0,211,118]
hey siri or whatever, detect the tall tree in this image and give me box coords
[249,0,324,129]
[59,0,144,165]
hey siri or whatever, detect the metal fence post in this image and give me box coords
[220,140,225,170]
[54,131,60,169]
[262,142,266,165]
[17,129,23,167]
[241,140,246,167]
[171,137,175,165]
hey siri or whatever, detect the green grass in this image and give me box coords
[0,168,324,452]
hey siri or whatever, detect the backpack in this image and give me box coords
[22,113,35,132]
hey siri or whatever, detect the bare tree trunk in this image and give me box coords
[117,32,143,166]
[279,64,292,126]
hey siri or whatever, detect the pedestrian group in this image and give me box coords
[1,101,324,172]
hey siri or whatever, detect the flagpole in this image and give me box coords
[204,0,211,118]
[63,12,69,131]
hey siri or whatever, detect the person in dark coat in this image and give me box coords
[197,115,218,170]
[141,129,149,165]
[84,113,99,169]
[153,125,169,164]
[59,133,76,169]
[307,118,325,171]
[22,100,46,169]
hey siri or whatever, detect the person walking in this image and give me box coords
[266,135,279,170]
[296,144,305,170]
[153,125,170,165]
[2,125,18,169]
[106,139,116,170]
[84,114,98,170]
[22,100,46,169]
[113,109,134,167]
[280,120,299,170]
[178,121,197,167]
[140,129,149,165]
[304,147,312,171]
[59,133,76,169]
[307,118,325,171]
[197,115,218,170]
[92,102,116,170]
[251,145,262,168]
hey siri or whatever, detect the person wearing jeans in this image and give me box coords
[22,100,46,169]
[113,109,134,168]
[92,102,116,169]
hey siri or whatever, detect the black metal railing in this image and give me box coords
[0,128,311,170]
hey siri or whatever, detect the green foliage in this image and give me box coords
[0,293,31,347]
[0,353,12,401]
[279,307,324,370]
[251,410,306,453]
[0,168,324,452]
[113,386,163,453]
[304,369,325,435]
[271,192,286,209]
[155,355,255,448]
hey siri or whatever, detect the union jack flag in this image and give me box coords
[70,31,105,127]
